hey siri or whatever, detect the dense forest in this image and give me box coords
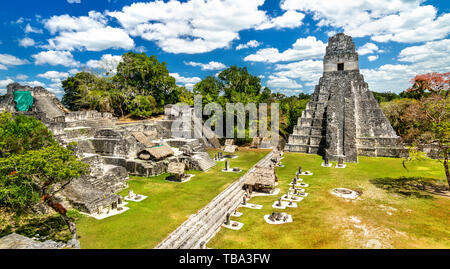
[59,52,311,143]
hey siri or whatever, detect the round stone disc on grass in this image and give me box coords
[331,188,360,199]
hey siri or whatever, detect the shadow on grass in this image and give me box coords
[370,177,449,199]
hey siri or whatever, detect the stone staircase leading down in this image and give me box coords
[193,152,216,171]
[155,151,275,249]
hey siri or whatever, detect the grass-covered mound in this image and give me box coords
[208,152,449,249]
[75,148,270,249]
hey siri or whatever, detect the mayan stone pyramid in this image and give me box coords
[284,33,407,162]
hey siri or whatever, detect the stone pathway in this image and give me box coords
[155,151,275,249]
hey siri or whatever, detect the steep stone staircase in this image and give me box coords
[193,152,216,171]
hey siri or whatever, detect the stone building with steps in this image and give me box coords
[0,83,217,214]
[285,33,408,162]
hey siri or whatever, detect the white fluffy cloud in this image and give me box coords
[37,71,70,81]
[32,50,80,67]
[236,40,262,50]
[281,0,450,43]
[0,79,14,88]
[68,68,79,75]
[25,23,43,34]
[43,11,134,51]
[244,36,326,63]
[36,71,71,94]
[86,54,123,73]
[19,37,35,47]
[15,74,29,80]
[362,39,450,92]
[108,0,269,54]
[0,54,29,70]
[67,0,81,3]
[398,39,450,65]
[44,11,107,34]
[358,43,382,55]
[368,55,378,61]
[256,10,305,30]
[184,61,226,70]
[266,75,303,89]
[265,59,322,91]
[170,73,201,89]
[14,81,46,88]
[274,60,323,83]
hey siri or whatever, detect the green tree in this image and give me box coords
[115,52,177,106]
[0,112,55,157]
[258,87,273,103]
[61,72,99,111]
[0,113,89,245]
[372,91,400,103]
[193,76,223,105]
[127,95,159,118]
[218,66,261,104]
[403,94,449,187]
[178,86,194,106]
[381,98,418,141]
[399,72,450,187]
[279,95,310,138]
[297,93,311,100]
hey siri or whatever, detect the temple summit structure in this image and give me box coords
[284,33,407,162]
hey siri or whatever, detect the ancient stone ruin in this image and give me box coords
[285,33,408,162]
[243,166,278,194]
[0,83,217,215]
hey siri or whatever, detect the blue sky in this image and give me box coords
[0,0,449,98]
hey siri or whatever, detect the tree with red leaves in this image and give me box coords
[403,72,449,99]
[402,72,449,187]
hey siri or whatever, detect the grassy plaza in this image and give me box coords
[76,149,448,249]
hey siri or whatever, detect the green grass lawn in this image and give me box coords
[207,152,450,249]
[75,148,270,249]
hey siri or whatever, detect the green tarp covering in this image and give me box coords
[14,91,33,111]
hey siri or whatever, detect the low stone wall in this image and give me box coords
[417,144,443,159]
[65,111,114,122]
